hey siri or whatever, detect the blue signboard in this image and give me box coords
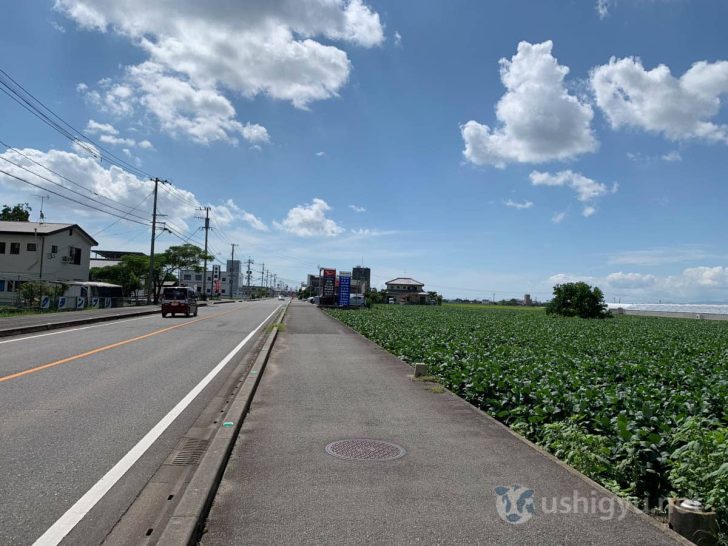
[339,272,351,307]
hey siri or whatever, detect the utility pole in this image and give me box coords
[147,177,169,304]
[245,257,254,299]
[197,207,211,300]
[229,243,239,299]
[259,264,265,299]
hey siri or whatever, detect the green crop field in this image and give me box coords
[327,305,728,536]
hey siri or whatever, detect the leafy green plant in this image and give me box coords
[327,303,728,536]
[669,417,728,536]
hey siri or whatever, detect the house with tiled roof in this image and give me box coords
[385,277,428,304]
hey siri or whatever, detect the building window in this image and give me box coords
[183,274,192,281]
[51,245,58,254]
[0,280,4,291]
[70,247,82,265]
[0,242,4,254]
[195,274,202,281]
[27,243,37,251]
[10,243,20,255]
[6,280,14,292]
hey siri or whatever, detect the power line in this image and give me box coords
[0,168,150,226]
[0,155,150,222]
[0,138,149,216]
[93,190,154,237]
[0,68,152,179]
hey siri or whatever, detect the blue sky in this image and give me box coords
[1,0,728,302]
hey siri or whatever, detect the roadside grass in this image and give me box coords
[0,308,43,318]
[266,322,286,332]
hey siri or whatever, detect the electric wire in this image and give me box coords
[0,138,149,216]
[0,155,150,222]
[0,168,150,226]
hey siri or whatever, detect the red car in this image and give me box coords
[161,287,199,317]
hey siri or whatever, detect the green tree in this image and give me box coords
[153,244,213,303]
[91,255,150,298]
[1,203,31,221]
[546,282,611,319]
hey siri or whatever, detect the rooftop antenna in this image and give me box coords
[38,195,50,223]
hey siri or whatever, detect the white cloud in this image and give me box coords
[85,119,118,135]
[606,271,657,288]
[461,40,597,167]
[530,170,615,217]
[394,31,402,46]
[592,56,728,143]
[80,62,271,145]
[504,199,533,210]
[57,0,384,119]
[349,228,397,237]
[552,211,566,224]
[548,266,728,302]
[50,20,66,32]
[85,119,155,150]
[596,0,610,18]
[274,197,344,237]
[99,134,137,147]
[627,149,682,163]
[0,145,272,241]
[241,211,269,232]
[316,151,326,157]
[348,204,366,213]
[680,266,728,288]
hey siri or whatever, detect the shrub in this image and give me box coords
[546,282,611,319]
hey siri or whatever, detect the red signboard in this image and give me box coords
[322,269,336,298]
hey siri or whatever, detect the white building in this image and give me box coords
[178,262,245,298]
[0,221,98,302]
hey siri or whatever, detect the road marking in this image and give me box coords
[0,307,238,384]
[32,304,282,546]
[0,315,153,345]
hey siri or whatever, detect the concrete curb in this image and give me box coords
[0,308,160,339]
[156,304,288,546]
[322,308,693,546]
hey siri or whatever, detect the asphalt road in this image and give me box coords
[0,299,281,545]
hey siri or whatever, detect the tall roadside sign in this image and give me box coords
[321,268,336,306]
[339,271,351,307]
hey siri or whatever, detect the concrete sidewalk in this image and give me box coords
[202,301,685,545]
[0,305,159,337]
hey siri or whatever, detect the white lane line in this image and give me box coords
[32,304,282,546]
[0,315,154,345]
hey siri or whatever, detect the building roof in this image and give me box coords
[92,250,146,259]
[0,221,98,245]
[385,277,424,286]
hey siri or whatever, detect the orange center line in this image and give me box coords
[0,307,239,384]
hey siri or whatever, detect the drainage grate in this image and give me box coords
[170,438,209,466]
[325,439,406,461]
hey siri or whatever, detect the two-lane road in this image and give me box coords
[0,299,282,545]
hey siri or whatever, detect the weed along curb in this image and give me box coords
[156,303,288,546]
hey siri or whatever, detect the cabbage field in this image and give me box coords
[326,305,728,533]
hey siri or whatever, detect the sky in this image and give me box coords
[1,0,728,302]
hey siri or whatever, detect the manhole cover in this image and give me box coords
[325,439,406,461]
